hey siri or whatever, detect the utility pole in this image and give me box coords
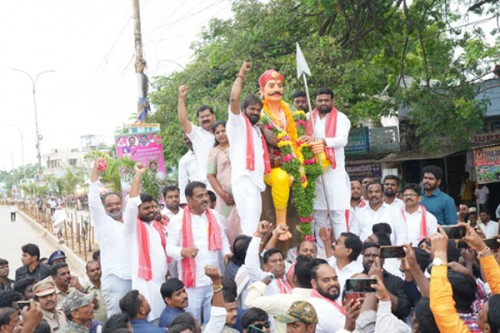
[132,0,150,123]
[11,69,55,174]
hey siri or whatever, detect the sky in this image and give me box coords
[0,0,234,171]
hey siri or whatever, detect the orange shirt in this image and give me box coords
[430,255,500,333]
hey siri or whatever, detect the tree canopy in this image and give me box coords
[148,0,499,168]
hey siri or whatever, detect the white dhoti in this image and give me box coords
[233,176,262,236]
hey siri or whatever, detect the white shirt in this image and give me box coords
[89,182,131,279]
[385,198,405,210]
[186,125,215,185]
[312,111,351,210]
[10,205,16,213]
[401,206,438,245]
[349,203,407,244]
[308,295,346,333]
[226,109,266,191]
[53,209,67,225]
[240,236,285,304]
[479,220,499,238]
[475,186,489,204]
[124,196,168,320]
[166,209,231,287]
[178,150,199,204]
[245,282,312,333]
[161,207,183,221]
[326,257,364,298]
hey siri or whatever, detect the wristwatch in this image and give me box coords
[267,273,275,281]
[432,258,445,266]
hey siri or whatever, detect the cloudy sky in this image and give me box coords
[0,0,233,171]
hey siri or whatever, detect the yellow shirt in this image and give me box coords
[430,255,500,333]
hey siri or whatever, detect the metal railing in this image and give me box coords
[19,203,97,262]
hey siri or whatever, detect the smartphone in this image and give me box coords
[345,278,377,293]
[442,226,466,239]
[17,301,30,311]
[455,241,469,249]
[484,238,500,250]
[379,245,406,259]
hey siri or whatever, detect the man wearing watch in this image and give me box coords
[245,256,315,333]
[429,223,500,333]
[239,221,291,308]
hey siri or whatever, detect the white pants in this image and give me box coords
[101,274,131,316]
[313,210,347,251]
[186,285,213,324]
[232,177,262,236]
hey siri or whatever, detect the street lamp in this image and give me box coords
[11,68,55,174]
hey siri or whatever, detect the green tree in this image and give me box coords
[148,0,498,154]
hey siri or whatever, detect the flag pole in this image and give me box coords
[296,43,335,236]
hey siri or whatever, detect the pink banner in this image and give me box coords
[115,131,166,180]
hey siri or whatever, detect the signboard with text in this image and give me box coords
[346,163,382,181]
[473,145,500,184]
[346,127,369,155]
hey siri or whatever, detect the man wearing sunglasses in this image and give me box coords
[240,307,270,333]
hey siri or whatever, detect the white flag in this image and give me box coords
[296,42,311,79]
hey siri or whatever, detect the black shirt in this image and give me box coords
[383,270,412,319]
[15,263,51,282]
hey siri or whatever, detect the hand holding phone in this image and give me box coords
[380,245,406,259]
[441,226,466,239]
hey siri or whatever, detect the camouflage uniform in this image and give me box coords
[276,300,318,325]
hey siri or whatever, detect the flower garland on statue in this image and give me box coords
[260,101,324,237]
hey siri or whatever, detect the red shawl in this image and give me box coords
[401,205,428,240]
[311,289,346,315]
[137,218,167,281]
[244,114,271,174]
[306,107,338,169]
[181,206,222,288]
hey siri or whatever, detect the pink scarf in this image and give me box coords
[306,107,338,169]
[244,114,271,174]
[137,218,167,281]
[311,289,346,315]
[276,278,292,294]
[181,206,222,288]
[344,200,366,230]
[401,205,428,240]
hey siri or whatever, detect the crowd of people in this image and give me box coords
[1,62,500,333]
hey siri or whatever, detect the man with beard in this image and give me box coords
[383,175,404,209]
[227,61,269,235]
[178,85,216,190]
[307,263,346,333]
[124,162,169,321]
[33,279,67,332]
[420,165,457,225]
[292,91,309,114]
[161,185,182,221]
[178,133,199,206]
[350,182,407,244]
[120,290,164,333]
[89,158,131,316]
[84,260,108,322]
[301,88,351,244]
[361,242,412,320]
[401,183,437,245]
[346,179,366,233]
[159,278,188,328]
[167,181,231,324]
[0,259,14,291]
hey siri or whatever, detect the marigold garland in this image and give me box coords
[260,103,324,237]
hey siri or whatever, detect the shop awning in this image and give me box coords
[377,149,460,163]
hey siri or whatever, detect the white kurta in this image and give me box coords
[226,109,266,235]
[326,257,364,299]
[479,220,499,239]
[186,125,215,189]
[386,198,405,210]
[166,209,231,287]
[402,206,438,245]
[308,296,346,333]
[89,182,131,280]
[349,203,407,244]
[312,111,351,210]
[178,150,199,204]
[124,197,168,321]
